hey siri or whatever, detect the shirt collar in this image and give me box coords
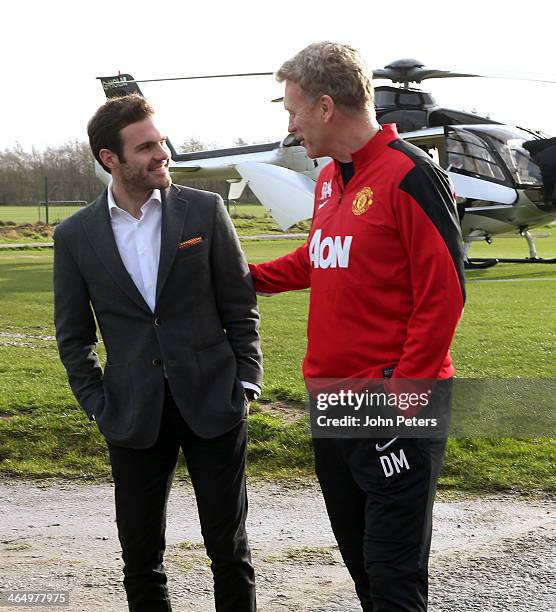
[349,123,399,169]
[107,181,162,219]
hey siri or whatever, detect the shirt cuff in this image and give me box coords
[241,381,261,400]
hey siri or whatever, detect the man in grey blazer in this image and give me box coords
[54,94,263,611]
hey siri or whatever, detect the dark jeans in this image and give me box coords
[107,391,255,612]
[312,378,452,612]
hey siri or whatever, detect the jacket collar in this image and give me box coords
[81,184,189,312]
[336,123,399,173]
[156,185,189,303]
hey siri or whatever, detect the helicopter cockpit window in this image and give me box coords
[446,130,507,183]
[398,91,424,106]
[468,127,543,187]
[379,110,428,133]
[374,90,398,108]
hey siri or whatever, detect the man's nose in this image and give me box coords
[155,142,170,159]
[288,117,296,134]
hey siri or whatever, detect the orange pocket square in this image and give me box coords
[178,237,204,249]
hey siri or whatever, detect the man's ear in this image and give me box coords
[320,95,335,123]
[99,148,119,171]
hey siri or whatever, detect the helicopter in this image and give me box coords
[96,60,556,267]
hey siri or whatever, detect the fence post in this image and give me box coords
[44,176,49,225]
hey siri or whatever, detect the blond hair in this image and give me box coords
[276,41,374,113]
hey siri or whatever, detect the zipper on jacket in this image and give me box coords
[335,172,344,205]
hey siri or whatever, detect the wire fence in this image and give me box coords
[0,177,98,225]
[0,202,87,225]
[0,201,270,228]
[0,177,264,226]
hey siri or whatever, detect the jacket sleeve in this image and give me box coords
[53,228,105,419]
[248,242,311,294]
[210,195,263,386]
[392,162,465,379]
[248,164,333,294]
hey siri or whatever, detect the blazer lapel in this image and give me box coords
[156,185,189,303]
[81,192,151,312]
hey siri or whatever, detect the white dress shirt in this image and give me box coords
[108,185,161,312]
[107,184,260,399]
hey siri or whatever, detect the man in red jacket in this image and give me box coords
[249,42,465,611]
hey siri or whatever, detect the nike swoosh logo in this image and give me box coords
[375,437,399,452]
[318,200,329,210]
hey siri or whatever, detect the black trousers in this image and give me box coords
[107,390,255,612]
[312,379,452,612]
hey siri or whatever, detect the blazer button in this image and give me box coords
[152,359,162,367]
[154,318,161,326]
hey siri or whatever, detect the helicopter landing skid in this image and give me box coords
[467,256,556,265]
[464,259,499,269]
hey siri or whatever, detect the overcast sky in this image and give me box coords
[2,0,555,151]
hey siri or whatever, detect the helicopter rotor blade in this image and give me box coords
[118,60,556,93]
[372,59,556,85]
[372,69,484,83]
[412,70,556,84]
[478,73,556,84]
[129,72,273,84]
[410,69,483,80]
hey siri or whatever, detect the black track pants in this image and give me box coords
[313,379,451,612]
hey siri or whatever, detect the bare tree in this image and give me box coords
[0,138,259,207]
[0,141,102,205]
[179,137,217,153]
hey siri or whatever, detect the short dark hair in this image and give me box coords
[87,94,155,173]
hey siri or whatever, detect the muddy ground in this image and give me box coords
[0,479,554,611]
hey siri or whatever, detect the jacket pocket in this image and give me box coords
[196,341,239,408]
[197,340,236,380]
[98,362,135,436]
[176,240,208,260]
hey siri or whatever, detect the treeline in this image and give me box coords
[0,141,100,205]
[0,138,257,205]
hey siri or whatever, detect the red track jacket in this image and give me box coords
[249,124,465,381]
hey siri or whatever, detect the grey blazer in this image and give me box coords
[53,184,263,448]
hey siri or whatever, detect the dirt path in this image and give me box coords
[0,479,554,611]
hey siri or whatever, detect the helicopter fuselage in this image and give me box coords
[159,122,556,242]
[95,72,556,247]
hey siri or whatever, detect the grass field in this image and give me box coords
[0,203,273,224]
[0,204,310,239]
[0,229,554,490]
[0,205,85,225]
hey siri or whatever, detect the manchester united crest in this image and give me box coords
[352,187,373,215]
